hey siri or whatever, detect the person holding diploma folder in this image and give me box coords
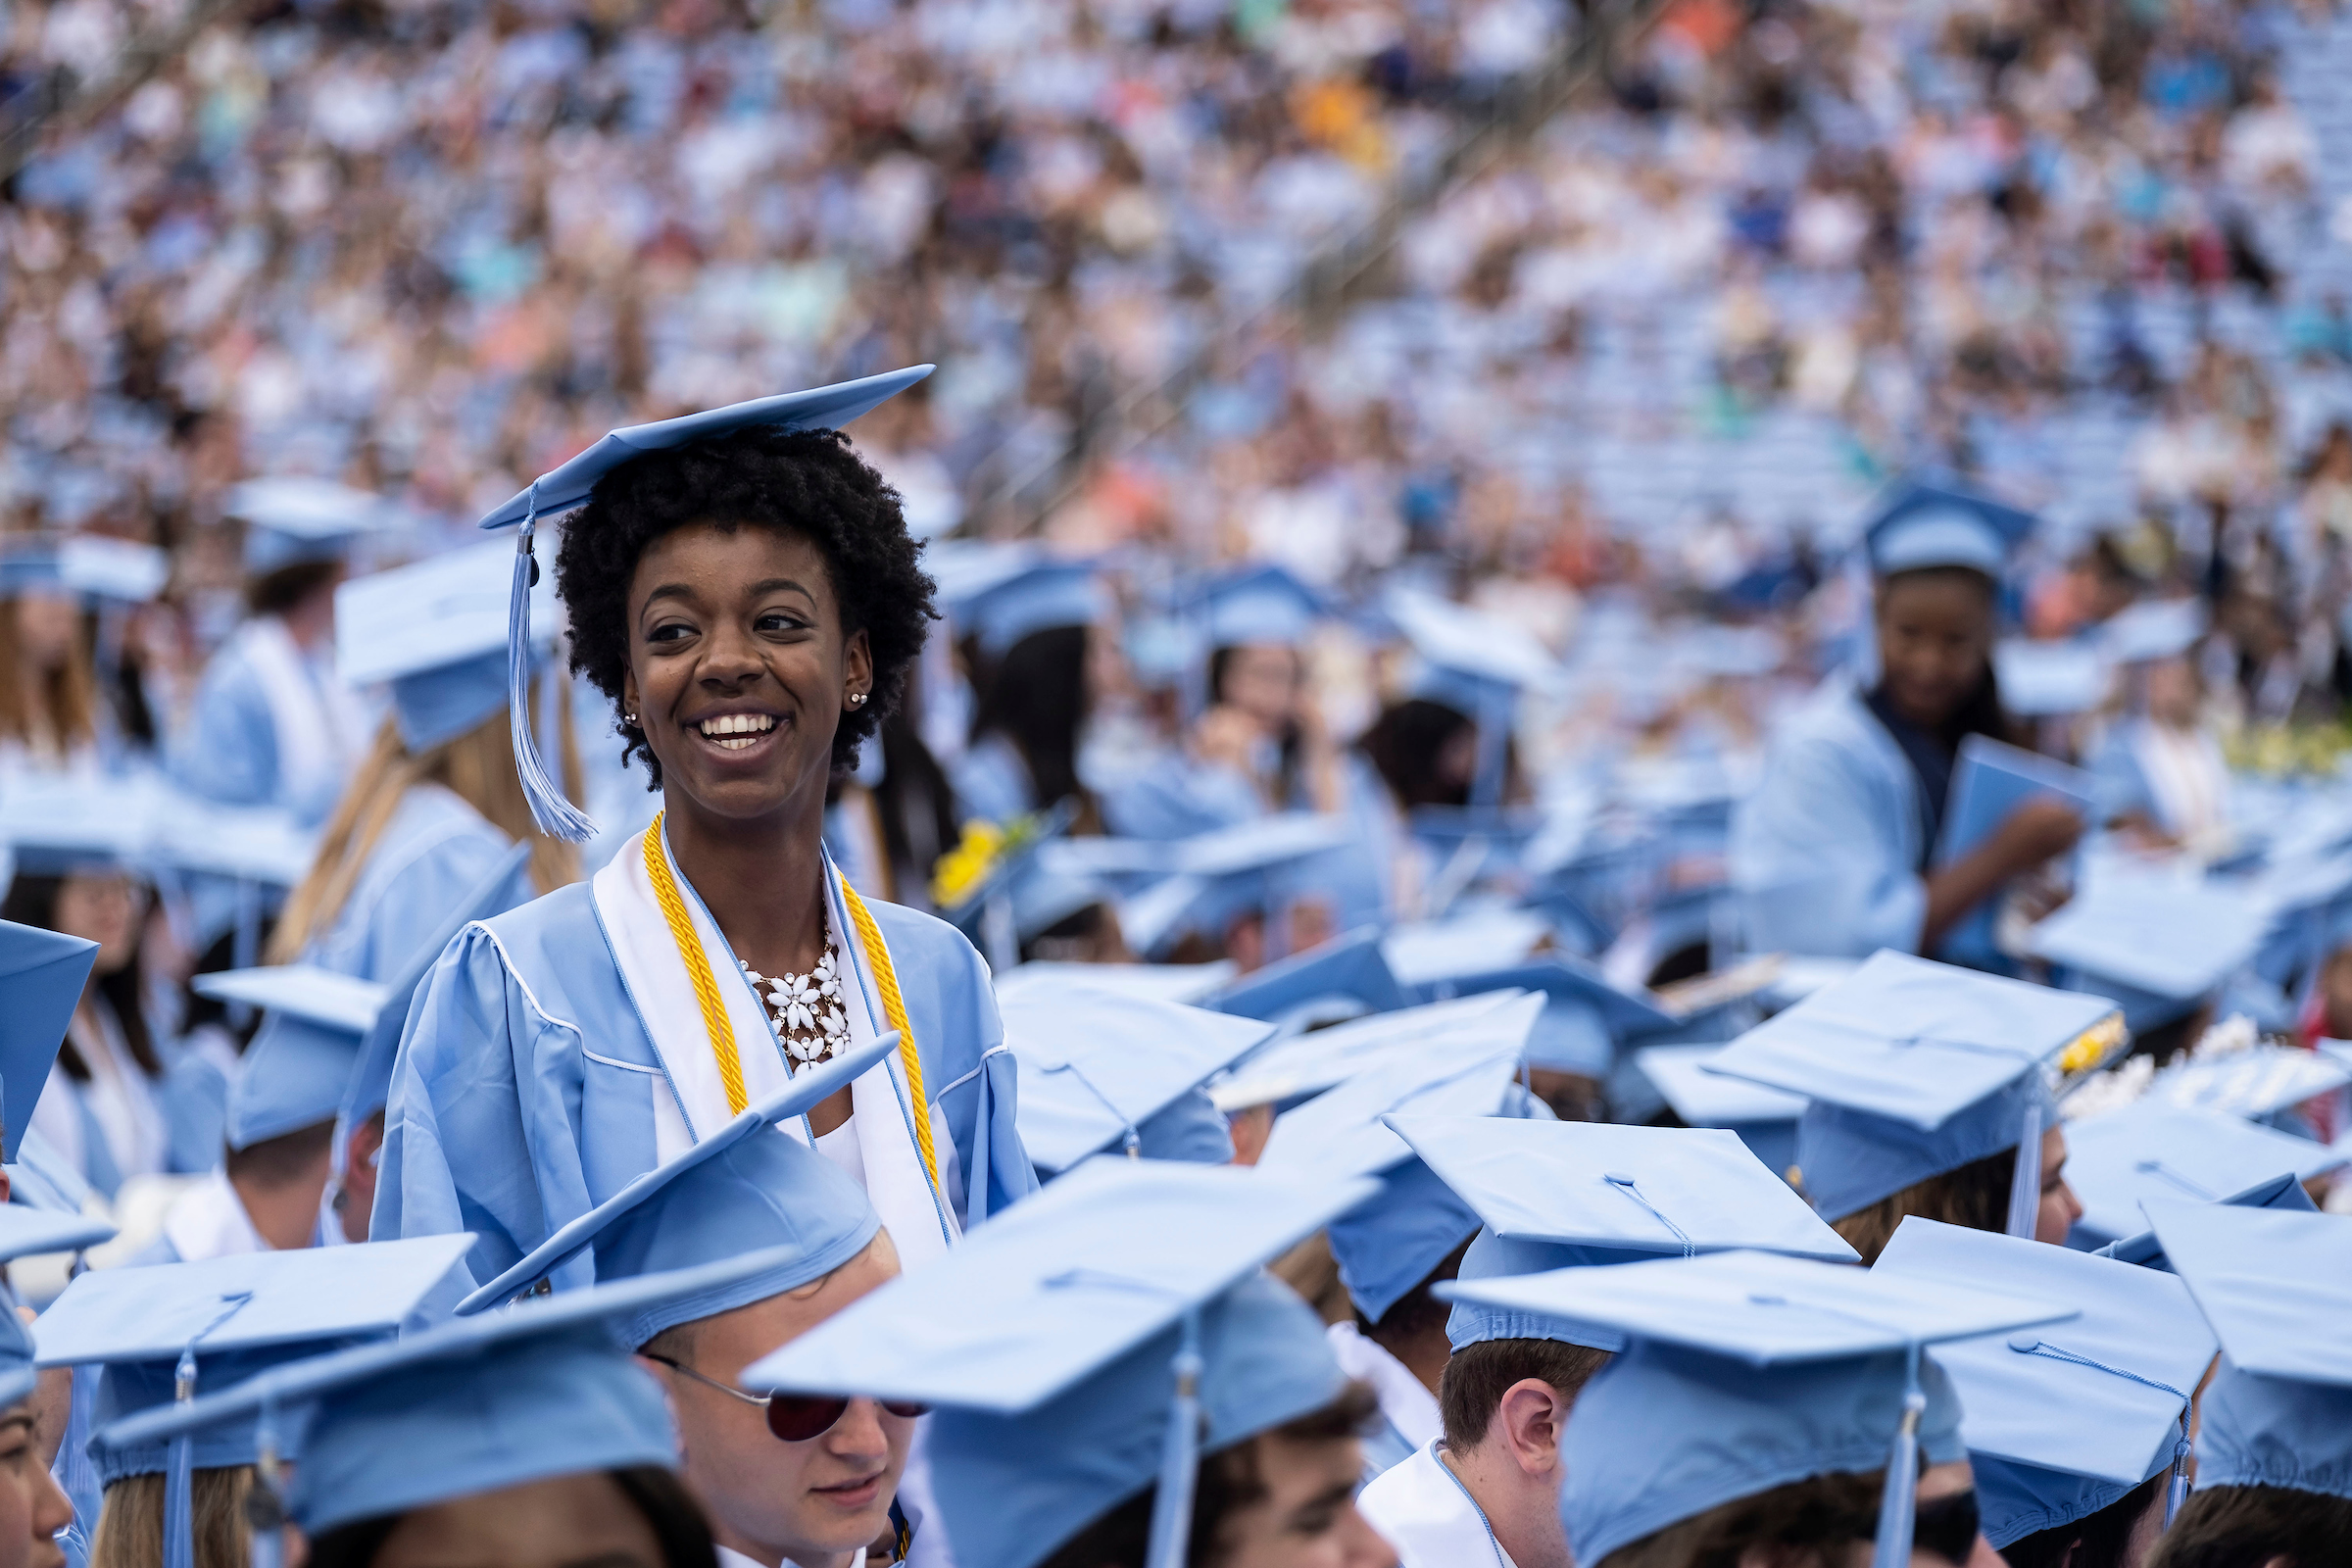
[1734,482,2084,962]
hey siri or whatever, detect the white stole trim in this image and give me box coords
[236,615,361,808]
[588,816,956,1269]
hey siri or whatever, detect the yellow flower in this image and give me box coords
[2058,1014,2127,1077]
[930,815,1048,908]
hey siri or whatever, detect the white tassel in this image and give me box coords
[510,491,596,843]
[1870,1352,1925,1568]
[2004,1098,2044,1239]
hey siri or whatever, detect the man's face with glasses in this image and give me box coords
[639,1231,913,1568]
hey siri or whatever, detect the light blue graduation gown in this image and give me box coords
[1730,681,1928,958]
[168,625,358,825]
[375,879,1039,1293]
[306,784,528,982]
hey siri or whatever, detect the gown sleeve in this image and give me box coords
[168,657,277,809]
[1731,707,1927,958]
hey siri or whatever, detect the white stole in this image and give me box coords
[236,615,363,808]
[590,816,958,1270]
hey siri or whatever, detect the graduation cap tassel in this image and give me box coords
[164,1347,198,1568]
[2164,1415,2191,1528]
[510,489,597,845]
[2003,1098,2044,1239]
[247,1399,286,1568]
[1143,1309,1205,1568]
[1868,1348,1925,1568]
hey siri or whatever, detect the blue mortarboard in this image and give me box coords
[2146,1044,2352,1122]
[1874,1218,2216,1545]
[2144,1200,2352,1501]
[958,562,1108,661]
[1862,479,2035,578]
[1208,992,1532,1113]
[0,777,158,878]
[1993,639,2112,717]
[2059,1102,2345,1251]
[59,536,170,604]
[741,1159,1375,1568]
[38,1235,473,1470]
[1396,1116,1857,1352]
[9,1128,96,1218]
[2098,598,2206,665]
[0,921,97,1161]
[1446,1250,2067,1568]
[1196,564,1323,649]
[1703,952,2122,1224]
[2025,871,2266,1006]
[1635,1044,1807,1176]
[97,1253,800,1538]
[994,960,1238,1010]
[1386,587,1559,808]
[997,985,1271,1172]
[0,1203,114,1267]
[457,1034,894,1330]
[1253,996,1536,1183]
[192,967,385,1150]
[471,368,932,844]
[1379,908,1555,989]
[1416,955,1678,1077]
[225,477,399,574]
[337,539,557,752]
[1208,927,1410,1028]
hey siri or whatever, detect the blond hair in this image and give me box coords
[92,1468,254,1568]
[268,681,584,962]
[0,597,98,756]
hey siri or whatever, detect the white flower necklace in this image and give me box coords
[740,939,852,1067]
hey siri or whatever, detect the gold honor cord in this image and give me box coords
[641,813,943,1196]
[644,813,750,1115]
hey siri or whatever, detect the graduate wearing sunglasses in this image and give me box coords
[454,1036,918,1568]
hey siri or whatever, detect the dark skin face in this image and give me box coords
[1874,571,1994,731]
[618,522,871,1135]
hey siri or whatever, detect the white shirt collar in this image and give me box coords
[1355,1442,1514,1568]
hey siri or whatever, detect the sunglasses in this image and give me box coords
[644,1354,929,1443]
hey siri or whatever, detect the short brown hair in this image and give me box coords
[1830,1144,2015,1265]
[223,1117,336,1190]
[1596,1468,1884,1568]
[1438,1338,1612,1451]
[2145,1484,2352,1568]
[1037,1382,1380,1568]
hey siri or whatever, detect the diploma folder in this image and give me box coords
[1932,735,2096,969]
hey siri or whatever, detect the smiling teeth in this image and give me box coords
[699,714,776,751]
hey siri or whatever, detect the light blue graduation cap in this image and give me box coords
[1395,1116,1857,1352]
[740,1159,1376,1568]
[0,921,97,1161]
[225,477,399,574]
[59,536,170,605]
[470,367,933,844]
[337,539,557,752]
[2024,869,2265,1018]
[1417,955,1678,1077]
[1195,564,1323,650]
[1451,1250,2067,1568]
[1207,927,1410,1028]
[1255,1005,1533,1323]
[192,966,385,1150]
[1862,479,2035,578]
[956,561,1107,661]
[1207,991,1531,1114]
[96,1252,803,1540]
[1636,1043,1808,1176]
[0,776,157,878]
[1993,639,2112,718]
[39,1235,474,1568]
[0,538,65,600]
[1873,1218,2216,1544]
[2098,598,2205,665]
[1378,907,1555,990]
[2059,1102,2344,1252]
[2144,1200,2352,1503]
[455,1033,894,1331]
[997,984,1272,1172]
[1702,951,2122,1226]
[0,1200,114,1276]
[1386,587,1561,808]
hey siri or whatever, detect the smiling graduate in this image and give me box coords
[372,369,1037,1301]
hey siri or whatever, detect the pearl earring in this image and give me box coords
[623,711,638,725]
[846,692,867,709]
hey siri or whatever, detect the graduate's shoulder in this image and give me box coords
[861,894,989,982]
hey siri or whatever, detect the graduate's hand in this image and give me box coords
[1191,706,1263,776]
[1990,796,2083,872]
